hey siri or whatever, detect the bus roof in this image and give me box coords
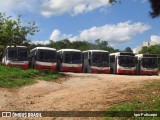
[110,52,135,56]
[31,47,56,51]
[6,46,27,48]
[83,50,109,53]
[57,49,81,52]
[136,54,158,58]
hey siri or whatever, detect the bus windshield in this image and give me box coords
[7,48,28,61]
[92,52,109,67]
[118,56,136,67]
[64,52,81,64]
[142,57,158,68]
[37,50,56,62]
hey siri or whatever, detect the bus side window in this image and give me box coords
[110,55,115,63]
[135,57,138,64]
[59,52,63,62]
[88,52,91,65]
[83,52,88,60]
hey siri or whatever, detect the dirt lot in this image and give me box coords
[0,73,160,119]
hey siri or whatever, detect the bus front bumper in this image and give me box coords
[61,67,82,73]
[117,69,136,75]
[140,70,158,75]
[91,69,110,74]
[35,65,56,71]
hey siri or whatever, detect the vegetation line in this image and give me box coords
[0,65,64,87]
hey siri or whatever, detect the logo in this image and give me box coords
[2,112,11,117]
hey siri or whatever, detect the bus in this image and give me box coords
[110,52,137,74]
[29,47,57,70]
[82,50,110,73]
[1,46,29,69]
[57,49,82,72]
[136,54,158,75]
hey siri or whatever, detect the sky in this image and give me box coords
[0,0,160,51]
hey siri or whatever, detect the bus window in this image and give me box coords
[64,52,81,64]
[37,50,56,62]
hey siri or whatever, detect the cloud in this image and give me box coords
[40,0,110,17]
[49,29,74,41]
[32,40,50,45]
[49,21,150,45]
[151,35,160,43]
[0,0,39,15]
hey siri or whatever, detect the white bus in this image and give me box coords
[2,46,29,69]
[136,54,158,75]
[57,49,82,72]
[29,47,57,70]
[110,52,137,74]
[82,50,110,73]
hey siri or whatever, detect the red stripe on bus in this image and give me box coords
[91,69,110,74]
[61,67,82,73]
[140,70,158,75]
[35,65,56,71]
[117,69,136,74]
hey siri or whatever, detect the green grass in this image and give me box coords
[0,65,64,87]
[104,81,160,120]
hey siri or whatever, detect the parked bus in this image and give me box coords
[110,52,137,74]
[29,47,57,70]
[2,46,29,69]
[57,49,82,72]
[136,54,158,75]
[82,50,110,73]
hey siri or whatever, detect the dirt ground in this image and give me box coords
[0,73,160,120]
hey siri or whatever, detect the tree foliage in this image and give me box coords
[149,0,160,18]
[123,47,133,52]
[0,13,39,51]
[109,0,160,18]
[45,39,120,53]
[139,44,160,55]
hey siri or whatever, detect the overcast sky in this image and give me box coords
[0,0,160,50]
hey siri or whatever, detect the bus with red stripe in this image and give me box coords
[2,46,29,69]
[29,47,57,70]
[136,54,158,75]
[82,50,110,74]
[110,52,137,74]
[57,49,82,72]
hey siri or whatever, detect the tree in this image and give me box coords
[109,0,160,18]
[139,46,149,54]
[123,47,133,52]
[149,0,160,18]
[0,13,39,52]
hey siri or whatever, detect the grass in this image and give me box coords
[104,81,160,120]
[0,65,64,87]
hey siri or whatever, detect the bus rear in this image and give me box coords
[2,46,29,69]
[136,54,158,75]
